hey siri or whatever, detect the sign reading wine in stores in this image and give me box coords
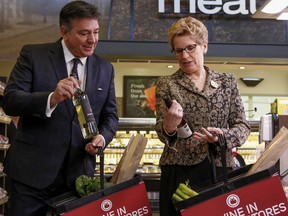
[62,182,152,216]
[181,175,288,216]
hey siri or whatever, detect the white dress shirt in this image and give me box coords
[46,39,87,116]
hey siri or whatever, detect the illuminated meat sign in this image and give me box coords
[158,0,257,15]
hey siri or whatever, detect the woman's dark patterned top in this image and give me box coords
[155,66,251,167]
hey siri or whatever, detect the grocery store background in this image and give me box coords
[1,0,288,215]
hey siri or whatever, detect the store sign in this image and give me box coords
[158,0,257,15]
[180,175,288,216]
[63,183,152,216]
[123,76,158,118]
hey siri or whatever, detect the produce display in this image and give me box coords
[172,180,199,203]
[75,175,115,197]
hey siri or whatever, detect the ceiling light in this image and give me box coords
[240,77,264,87]
[261,0,288,14]
[277,12,288,20]
[167,65,174,68]
[239,66,246,70]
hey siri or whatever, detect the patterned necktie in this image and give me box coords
[70,58,80,80]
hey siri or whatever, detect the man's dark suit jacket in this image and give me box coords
[2,39,119,189]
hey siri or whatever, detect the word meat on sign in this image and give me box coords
[158,0,257,15]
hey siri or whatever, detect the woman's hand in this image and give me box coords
[162,99,183,134]
[193,127,223,143]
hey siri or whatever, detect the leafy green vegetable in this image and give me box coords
[104,181,115,189]
[75,175,115,197]
[75,175,92,197]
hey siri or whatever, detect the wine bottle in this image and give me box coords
[73,88,98,139]
[163,95,193,138]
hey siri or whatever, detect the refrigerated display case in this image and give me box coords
[104,118,262,174]
[104,118,161,175]
[235,131,265,165]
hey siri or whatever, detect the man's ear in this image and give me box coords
[60,26,68,40]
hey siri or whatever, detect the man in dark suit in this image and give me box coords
[2,1,119,215]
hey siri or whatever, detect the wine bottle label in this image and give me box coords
[73,90,98,139]
[178,123,193,138]
[80,95,96,123]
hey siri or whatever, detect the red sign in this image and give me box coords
[63,182,152,216]
[181,175,288,216]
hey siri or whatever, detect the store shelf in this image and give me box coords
[105,134,163,173]
[0,98,10,214]
[237,132,265,165]
[117,118,156,131]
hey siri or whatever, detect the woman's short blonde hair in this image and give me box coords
[168,16,208,49]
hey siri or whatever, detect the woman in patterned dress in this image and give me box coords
[155,16,251,216]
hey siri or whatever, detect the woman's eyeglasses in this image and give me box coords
[171,44,197,56]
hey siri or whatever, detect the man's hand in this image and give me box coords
[50,76,81,108]
[85,135,105,155]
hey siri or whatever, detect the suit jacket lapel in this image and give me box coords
[85,56,98,97]
[49,39,68,82]
[48,39,75,118]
